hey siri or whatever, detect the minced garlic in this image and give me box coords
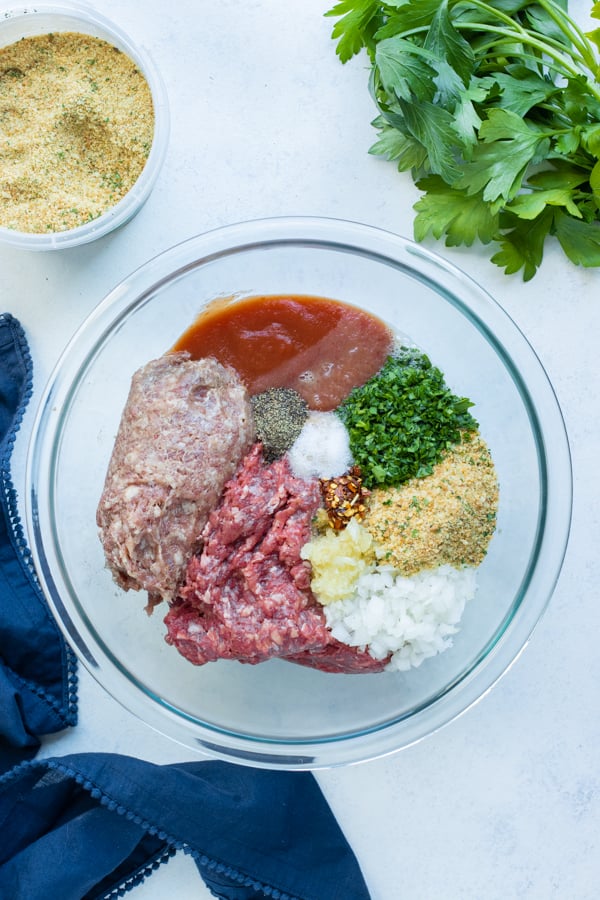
[0,32,154,233]
[301,517,376,604]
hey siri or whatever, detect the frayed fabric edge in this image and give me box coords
[0,758,304,900]
[0,312,78,728]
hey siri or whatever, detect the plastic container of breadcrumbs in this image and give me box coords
[0,1,169,249]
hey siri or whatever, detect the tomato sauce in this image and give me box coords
[172,294,393,410]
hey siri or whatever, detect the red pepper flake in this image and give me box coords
[320,466,370,530]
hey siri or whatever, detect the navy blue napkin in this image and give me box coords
[0,753,371,900]
[0,314,372,900]
[0,313,78,772]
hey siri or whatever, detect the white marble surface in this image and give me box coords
[3,0,600,897]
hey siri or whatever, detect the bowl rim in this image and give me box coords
[25,216,573,768]
[0,0,170,249]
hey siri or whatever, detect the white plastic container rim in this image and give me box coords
[0,0,170,249]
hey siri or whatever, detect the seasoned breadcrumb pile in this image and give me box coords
[0,32,154,232]
[362,433,499,575]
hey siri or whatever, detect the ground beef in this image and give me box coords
[165,445,326,664]
[97,353,254,605]
[164,444,388,673]
[286,643,387,674]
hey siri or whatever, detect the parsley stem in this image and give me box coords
[454,22,600,101]
[456,0,528,34]
[475,38,590,86]
[535,0,599,75]
[378,5,598,92]
[458,0,597,77]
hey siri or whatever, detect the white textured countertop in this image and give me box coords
[3,1,600,897]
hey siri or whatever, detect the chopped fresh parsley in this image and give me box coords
[335,348,478,488]
[325,0,600,279]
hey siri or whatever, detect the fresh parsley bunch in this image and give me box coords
[326,0,600,279]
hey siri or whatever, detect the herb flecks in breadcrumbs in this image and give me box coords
[362,433,499,575]
[0,32,154,233]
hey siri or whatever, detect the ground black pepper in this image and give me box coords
[251,387,308,461]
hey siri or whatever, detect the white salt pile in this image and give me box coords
[287,411,352,479]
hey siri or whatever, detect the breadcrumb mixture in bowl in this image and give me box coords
[0,2,168,249]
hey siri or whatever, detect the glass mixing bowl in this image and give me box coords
[25,217,572,769]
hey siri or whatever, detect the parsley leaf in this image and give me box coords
[325,0,383,63]
[369,116,429,171]
[554,209,600,266]
[506,187,582,219]
[424,1,475,86]
[454,110,552,202]
[491,208,554,281]
[374,37,438,102]
[397,99,463,182]
[414,176,500,246]
[452,82,487,152]
[488,67,561,116]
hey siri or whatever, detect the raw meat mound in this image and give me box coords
[164,444,387,673]
[97,353,254,605]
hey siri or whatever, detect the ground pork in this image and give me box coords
[97,353,254,605]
